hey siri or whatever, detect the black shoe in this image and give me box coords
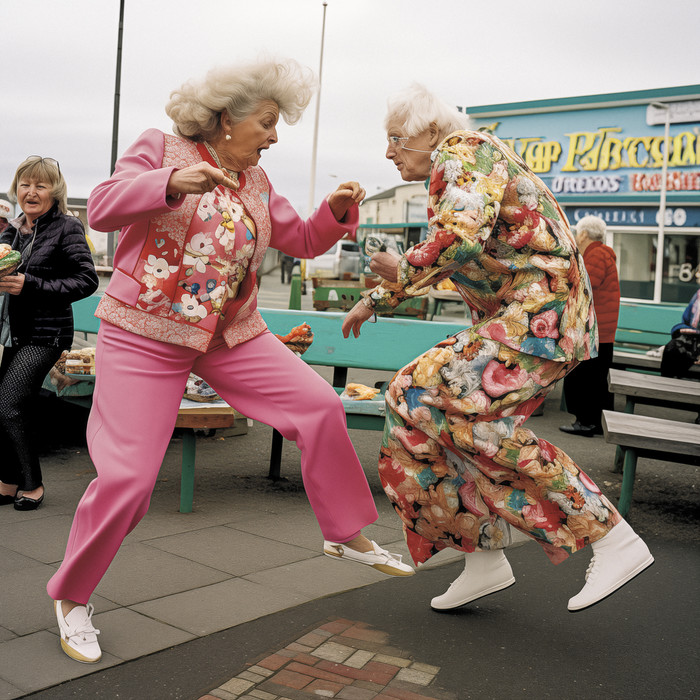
[14,490,44,511]
[0,493,17,506]
[559,421,595,437]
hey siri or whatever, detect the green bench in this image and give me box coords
[612,301,699,376]
[52,296,467,510]
[260,308,466,479]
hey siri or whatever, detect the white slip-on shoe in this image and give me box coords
[431,551,515,610]
[323,540,414,576]
[568,519,654,612]
[54,600,102,663]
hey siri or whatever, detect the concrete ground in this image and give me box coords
[0,272,697,699]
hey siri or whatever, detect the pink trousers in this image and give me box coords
[47,322,378,604]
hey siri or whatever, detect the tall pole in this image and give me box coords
[107,0,125,267]
[652,103,670,303]
[301,1,328,292]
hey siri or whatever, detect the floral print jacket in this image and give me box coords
[367,131,597,363]
[89,129,358,351]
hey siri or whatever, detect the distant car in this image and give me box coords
[306,239,361,278]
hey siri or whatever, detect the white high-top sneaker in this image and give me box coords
[568,518,654,612]
[430,550,515,610]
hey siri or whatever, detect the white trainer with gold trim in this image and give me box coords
[323,540,414,576]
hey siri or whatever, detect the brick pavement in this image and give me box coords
[198,618,456,700]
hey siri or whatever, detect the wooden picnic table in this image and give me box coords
[607,369,699,474]
[608,368,700,414]
[602,410,700,516]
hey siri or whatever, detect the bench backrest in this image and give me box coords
[260,308,465,372]
[69,299,466,372]
[72,294,102,335]
[615,302,684,351]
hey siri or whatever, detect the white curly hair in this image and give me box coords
[576,215,607,242]
[166,58,317,142]
[384,83,470,139]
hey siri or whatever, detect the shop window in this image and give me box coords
[613,231,655,300]
[661,232,699,303]
[612,230,699,303]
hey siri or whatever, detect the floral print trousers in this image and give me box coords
[379,328,621,566]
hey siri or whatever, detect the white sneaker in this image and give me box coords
[568,519,654,611]
[431,551,515,610]
[54,600,102,663]
[323,540,414,576]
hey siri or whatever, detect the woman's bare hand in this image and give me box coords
[0,272,25,295]
[166,162,238,197]
[369,250,401,282]
[327,181,366,222]
[342,300,375,338]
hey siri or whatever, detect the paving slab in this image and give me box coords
[94,607,196,660]
[93,541,232,606]
[130,578,312,636]
[146,526,319,576]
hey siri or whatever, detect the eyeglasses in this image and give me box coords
[25,155,61,175]
[387,136,410,150]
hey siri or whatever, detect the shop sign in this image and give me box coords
[472,94,700,199]
[567,206,700,228]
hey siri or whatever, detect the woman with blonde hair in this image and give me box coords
[48,59,412,665]
[343,83,653,614]
[0,156,98,511]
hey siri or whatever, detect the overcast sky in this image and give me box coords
[2,0,699,216]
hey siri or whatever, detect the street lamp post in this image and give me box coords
[301,0,328,294]
[107,0,125,269]
[651,101,670,304]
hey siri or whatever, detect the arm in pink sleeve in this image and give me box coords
[87,129,183,232]
[267,178,359,259]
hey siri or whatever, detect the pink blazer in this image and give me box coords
[88,129,358,351]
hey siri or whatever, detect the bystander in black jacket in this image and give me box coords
[0,204,99,350]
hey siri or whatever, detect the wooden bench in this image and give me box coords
[602,410,700,516]
[607,368,699,471]
[608,369,699,414]
[259,308,466,479]
[45,295,244,513]
[48,297,467,509]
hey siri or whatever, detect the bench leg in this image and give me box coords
[269,428,283,481]
[613,397,637,474]
[617,447,638,517]
[180,430,196,513]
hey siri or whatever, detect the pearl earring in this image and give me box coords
[225,134,231,141]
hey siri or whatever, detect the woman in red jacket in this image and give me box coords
[560,216,620,437]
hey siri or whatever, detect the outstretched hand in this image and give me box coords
[327,181,366,222]
[166,162,238,197]
[342,300,375,338]
[369,250,401,282]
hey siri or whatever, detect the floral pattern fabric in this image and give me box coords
[371,130,617,566]
[136,185,256,331]
[367,131,597,363]
[381,329,620,566]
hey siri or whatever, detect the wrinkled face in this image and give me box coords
[223,100,280,171]
[17,177,55,222]
[385,120,434,182]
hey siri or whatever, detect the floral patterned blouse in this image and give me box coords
[366,131,597,363]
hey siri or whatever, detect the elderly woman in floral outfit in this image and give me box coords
[343,84,653,612]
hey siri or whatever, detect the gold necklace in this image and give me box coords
[204,142,239,190]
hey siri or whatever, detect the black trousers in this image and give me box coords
[0,344,63,491]
[660,333,700,378]
[562,342,614,428]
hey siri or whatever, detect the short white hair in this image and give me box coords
[384,83,470,140]
[166,58,317,142]
[576,215,607,242]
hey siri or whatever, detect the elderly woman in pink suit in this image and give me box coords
[47,59,412,665]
